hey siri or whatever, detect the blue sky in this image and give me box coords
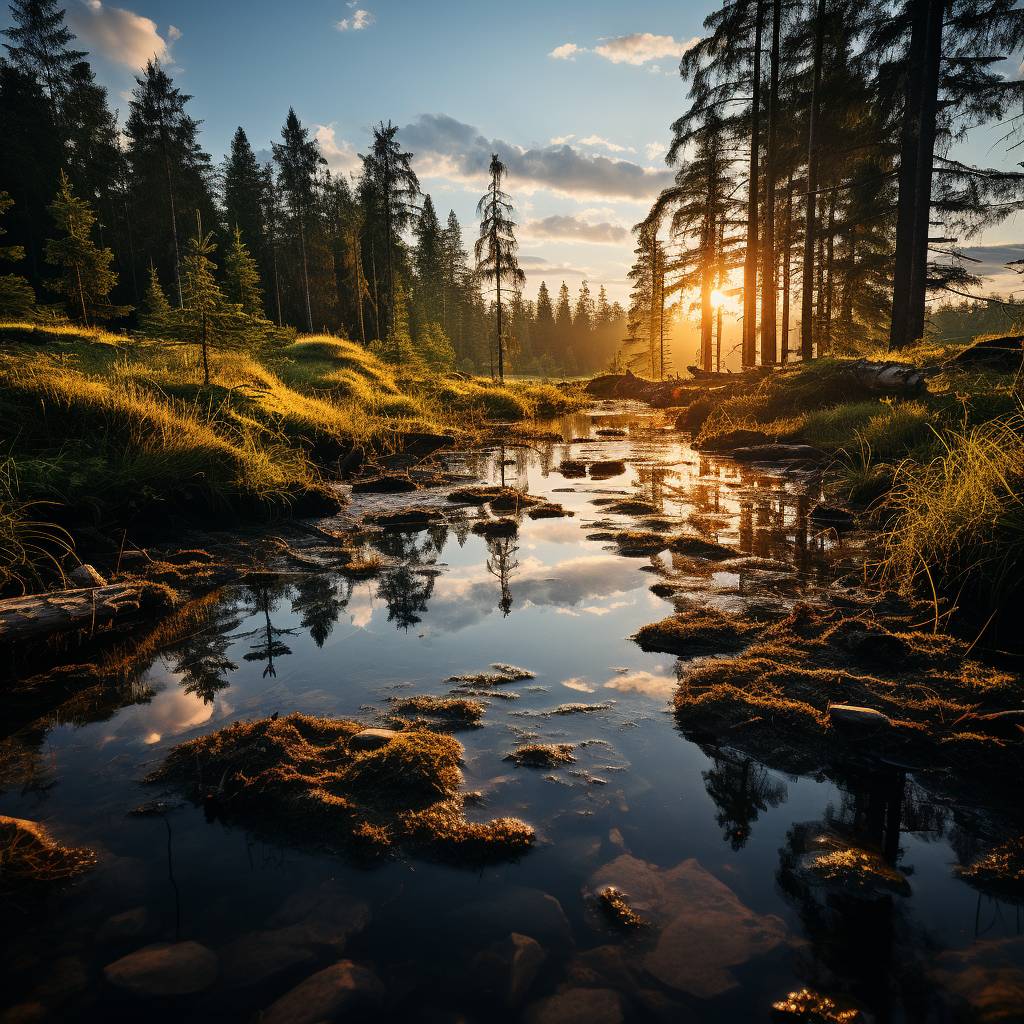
[6,0,1024,303]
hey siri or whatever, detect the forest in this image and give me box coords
[3,2,1024,1022]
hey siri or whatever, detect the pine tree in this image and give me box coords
[0,190,35,319]
[413,193,444,326]
[126,59,216,308]
[224,226,264,318]
[360,122,420,353]
[140,261,171,337]
[2,0,84,112]
[223,127,269,295]
[272,109,324,331]
[534,280,554,365]
[44,170,127,323]
[474,154,525,382]
[554,281,573,370]
[441,210,469,357]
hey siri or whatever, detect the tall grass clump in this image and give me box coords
[881,412,1024,611]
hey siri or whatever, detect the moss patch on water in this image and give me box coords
[389,695,486,725]
[0,815,95,898]
[957,837,1024,903]
[597,886,646,929]
[613,530,671,556]
[147,714,534,862]
[669,604,1022,777]
[634,608,760,656]
[505,743,576,768]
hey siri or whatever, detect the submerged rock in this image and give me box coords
[473,932,546,1009]
[525,986,624,1024]
[587,854,786,999]
[930,936,1024,1024]
[261,961,385,1024]
[103,941,219,997]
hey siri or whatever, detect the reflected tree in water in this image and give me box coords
[289,574,352,648]
[702,750,787,849]
[239,584,296,678]
[487,534,519,616]
[376,564,435,630]
[169,597,243,704]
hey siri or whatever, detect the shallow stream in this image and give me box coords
[1,404,1021,1023]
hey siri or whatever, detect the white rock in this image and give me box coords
[349,728,400,751]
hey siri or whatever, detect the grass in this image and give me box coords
[0,322,584,588]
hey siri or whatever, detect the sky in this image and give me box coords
[5,0,1024,307]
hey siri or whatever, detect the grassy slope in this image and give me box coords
[684,337,1024,614]
[0,323,584,587]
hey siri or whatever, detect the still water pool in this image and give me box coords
[2,405,1020,1022]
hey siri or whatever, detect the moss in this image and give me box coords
[589,460,627,479]
[604,499,659,516]
[668,535,739,560]
[364,507,446,530]
[471,517,518,538]
[148,713,534,862]
[557,459,587,478]
[771,988,862,1023]
[633,608,759,656]
[597,886,645,929]
[670,604,1022,778]
[613,530,670,556]
[957,837,1024,903]
[0,815,95,898]
[505,743,576,767]
[448,664,535,686]
[389,695,486,724]
[526,502,572,519]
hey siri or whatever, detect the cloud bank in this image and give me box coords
[401,113,673,201]
[523,214,630,245]
[550,32,700,67]
[69,0,174,69]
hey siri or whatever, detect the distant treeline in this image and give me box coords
[0,0,625,376]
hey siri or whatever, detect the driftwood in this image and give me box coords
[0,582,177,644]
[846,359,925,395]
[585,371,709,408]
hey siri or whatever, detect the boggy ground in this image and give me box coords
[644,602,1023,778]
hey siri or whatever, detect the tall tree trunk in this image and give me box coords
[495,235,504,383]
[717,213,726,371]
[889,0,931,349]
[801,0,828,361]
[906,0,944,343]
[761,0,782,365]
[823,191,836,353]
[743,0,765,367]
[298,213,313,333]
[701,225,714,373]
[782,173,793,362]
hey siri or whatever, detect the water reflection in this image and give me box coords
[701,749,788,851]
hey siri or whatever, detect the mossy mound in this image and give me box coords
[604,499,659,516]
[389,695,486,725]
[147,714,534,862]
[667,536,739,561]
[0,815,95,898]
[505,743,576,768]
[597,886,646,929]
[634,608,760,656]
[471,517,518,538]
[670,604,1022,776]
[613,531,671,557]
[957,837,1024,903]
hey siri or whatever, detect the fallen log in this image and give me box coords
[847,359,925,395]
[0,581,179,644]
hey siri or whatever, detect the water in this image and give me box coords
[2,404,1021,1022]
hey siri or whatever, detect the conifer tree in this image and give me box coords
[2,0,84,112]
[0,190,35,319]
[360,121,421,354]
[44,170,126,323]
[554,281,573,369]
[126,59,215,307]
[413,193,444,326]
[140,261,171,337]
[534,280,554,363]
[272,109,324,331]
[223,127,269,297]
[224,226,264,318]
[474,153,525,382]
[441,210,469,356]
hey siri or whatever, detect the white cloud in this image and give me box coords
[593,32,700,66]
[314,124,362,176]
[579,134,634,154]
[523,214,630,245]
[69,1,174,69]
[550,133,575,145]
[549,42,580,60]
[645,141,666,161]
[336,7,374,31]
[401,113,673,202]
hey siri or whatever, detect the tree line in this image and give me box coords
[626,0,1024,374]
[0,0,626,377]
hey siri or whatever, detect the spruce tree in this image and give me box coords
[44,170,127,323]
[534,281,554,364]
[224,226,265,318]
[140,261,171,337]
[272,109,325,332]
[0,190,35,319]
[554,281,573,369]
[2,0,84,112]
[474,153,525,382]
[126,59,216,308]
[413,194,444,327]
[441,210,469,356]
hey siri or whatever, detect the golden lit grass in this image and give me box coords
[881,412,1024,607]
[957,836,1024,903]
[149,713,534,862]
[0,814,95,898]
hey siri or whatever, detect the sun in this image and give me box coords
[710,288,728,309]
